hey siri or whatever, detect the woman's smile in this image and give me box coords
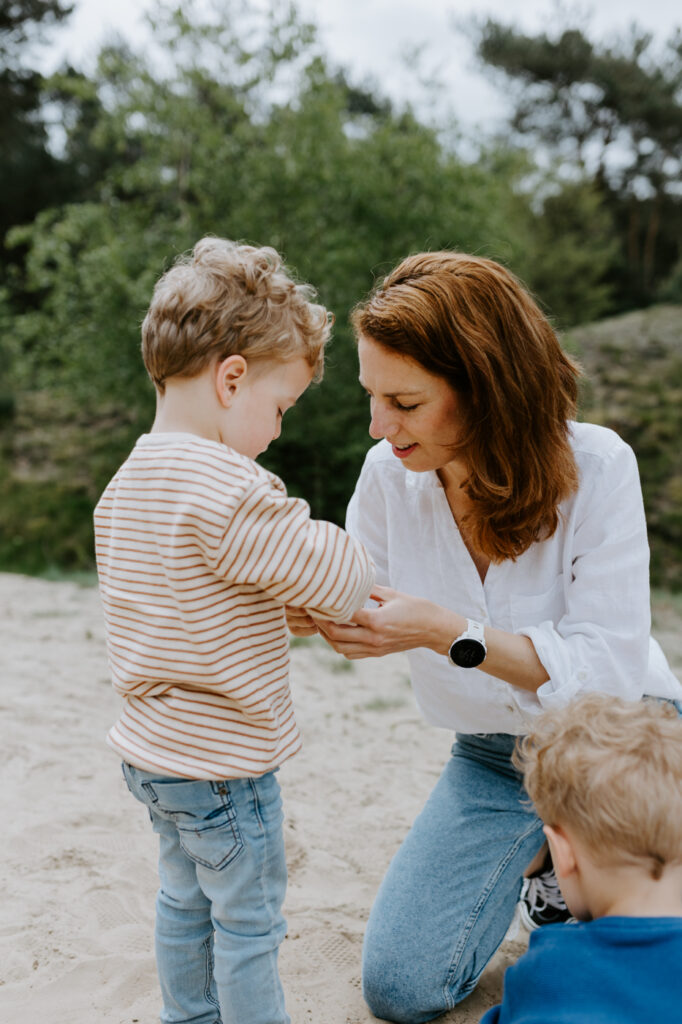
[391,442,419,459]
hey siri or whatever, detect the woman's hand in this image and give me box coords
[285,606,319,637]
[312,584,462,660]
[312,585,549,691]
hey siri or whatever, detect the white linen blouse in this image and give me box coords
[346,420,681,735]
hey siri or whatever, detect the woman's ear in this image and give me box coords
[543,823,578,880]
[215,355,248,408]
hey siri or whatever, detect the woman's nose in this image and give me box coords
[369,403,396,440]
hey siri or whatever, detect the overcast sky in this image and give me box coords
[41,0,681,130]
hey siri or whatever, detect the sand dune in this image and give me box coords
[2,572,679,1023]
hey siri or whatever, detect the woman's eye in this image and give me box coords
[395,402,418,412]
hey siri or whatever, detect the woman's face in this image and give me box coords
[357,333,464,475]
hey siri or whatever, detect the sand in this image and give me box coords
[2,572,680,1024]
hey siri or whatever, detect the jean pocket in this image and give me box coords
[141,778,244,871]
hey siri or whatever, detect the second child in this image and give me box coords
[481,693,682,1023]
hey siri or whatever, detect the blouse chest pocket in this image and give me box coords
[509,574,566,633]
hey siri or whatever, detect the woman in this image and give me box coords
[290,252,681,1024]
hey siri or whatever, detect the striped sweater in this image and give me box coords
[94,432,375,779]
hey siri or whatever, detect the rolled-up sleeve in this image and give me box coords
[517,439,651,708]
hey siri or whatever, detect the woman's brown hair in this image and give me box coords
[351,252,581,562]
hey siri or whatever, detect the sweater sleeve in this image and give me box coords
[208,475,375,622]
[517,437,653,708]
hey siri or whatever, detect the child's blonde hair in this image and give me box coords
[514,694,682,880]
[142,237,332,392]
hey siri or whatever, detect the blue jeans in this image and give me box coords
[362,733,544,1023]
[122,763,289,1024]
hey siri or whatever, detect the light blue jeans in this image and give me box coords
[122,763,289,1024]
[362,733,545,1023]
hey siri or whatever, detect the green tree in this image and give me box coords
[0,0,75,251]
[0,1,75,432]
[1,0,615,572]
[514,177,617,326]
[472,19,682,310]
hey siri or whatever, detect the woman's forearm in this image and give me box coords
[316,585,549,694]
[427,605,549,693]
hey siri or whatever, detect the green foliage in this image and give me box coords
[7,201,170,408]
[474,20,682,193]
[0,468,94,573]
[0,1,72,39]
[567,305,682,589]
[0,1,76,245]
[0,388,142,572]
[0,0,84,468]
[510,176,617,327]
[473,19,682,309]
[1,0,678,591]
[2,0,544,568]
[657,256,682,304]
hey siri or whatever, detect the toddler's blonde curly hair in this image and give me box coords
[142,237,332,393]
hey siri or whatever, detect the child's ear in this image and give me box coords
[543,823,578,879]
[215,355,248,408]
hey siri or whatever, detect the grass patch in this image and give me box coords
[289,634,326,649]
[36,567,99,587]
[329,658,355,674]
[651,588,682,631]
[652,589,682,614]
[359,697,406,712]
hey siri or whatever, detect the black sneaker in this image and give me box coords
[518,860,577,930]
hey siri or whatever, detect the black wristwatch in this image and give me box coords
[447,619,487,668]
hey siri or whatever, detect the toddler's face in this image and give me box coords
[225,356,313,460]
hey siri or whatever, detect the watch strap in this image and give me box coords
[463,619,485,643]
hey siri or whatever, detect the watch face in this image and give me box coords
[451,638,486,668]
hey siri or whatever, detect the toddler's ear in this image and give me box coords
[215,355,248,407]
[543,823,578,879]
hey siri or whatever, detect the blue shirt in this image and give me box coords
[481,917,682,1023]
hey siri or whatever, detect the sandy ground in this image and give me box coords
[2,573,680,1024]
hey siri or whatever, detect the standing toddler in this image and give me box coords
[94,237,375,1024]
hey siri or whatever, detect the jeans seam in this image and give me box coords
[443,815,545,1006]
[249,777,265,832]
[202,934,220,1013]
[254,779,282,1009]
